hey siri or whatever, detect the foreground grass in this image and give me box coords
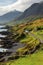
[0,50,43,65]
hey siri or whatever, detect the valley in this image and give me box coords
[0,2,43,65]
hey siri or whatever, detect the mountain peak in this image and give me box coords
[16,2,43,21]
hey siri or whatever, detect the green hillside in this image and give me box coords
[0,18,43,65]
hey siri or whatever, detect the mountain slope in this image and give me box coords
[0,10,22,24]
[17,2,43,20]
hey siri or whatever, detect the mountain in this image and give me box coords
[0,10,22,24]
[16,2,43,21]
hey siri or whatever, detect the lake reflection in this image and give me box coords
[0,29,7,32]
[0,25,6,28]
[0,25,8,52]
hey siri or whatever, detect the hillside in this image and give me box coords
[16,2,43,20]
[0,10,22,24]
[0,0,43,65]
[10,18,43,43]
[0,18,43,65]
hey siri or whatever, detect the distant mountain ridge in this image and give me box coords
[0,10,22,24]
[0,2,43,25]
[16,2,43,21]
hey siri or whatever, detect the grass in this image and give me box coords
[31,30,43,40]
[8,18,43,57]
[1,50,43,65]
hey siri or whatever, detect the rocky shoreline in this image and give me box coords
[0,25,25,62]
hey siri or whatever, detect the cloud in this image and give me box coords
[0,0,43,16]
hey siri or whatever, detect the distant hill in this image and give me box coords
[0,10,22,24]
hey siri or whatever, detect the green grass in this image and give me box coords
[20,35,35,43]
[32,30,43,40]
[1,50,43,65]
[9,19,43,57]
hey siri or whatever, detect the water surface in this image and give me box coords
[0,25,8,52]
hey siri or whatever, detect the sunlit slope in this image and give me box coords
[9,18,43,55]
[0,18,43,65]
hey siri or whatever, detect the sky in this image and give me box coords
[0,0,43,16]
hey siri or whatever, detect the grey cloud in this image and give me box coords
[0,0,43,16]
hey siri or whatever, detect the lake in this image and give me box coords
[0,25,8,52]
